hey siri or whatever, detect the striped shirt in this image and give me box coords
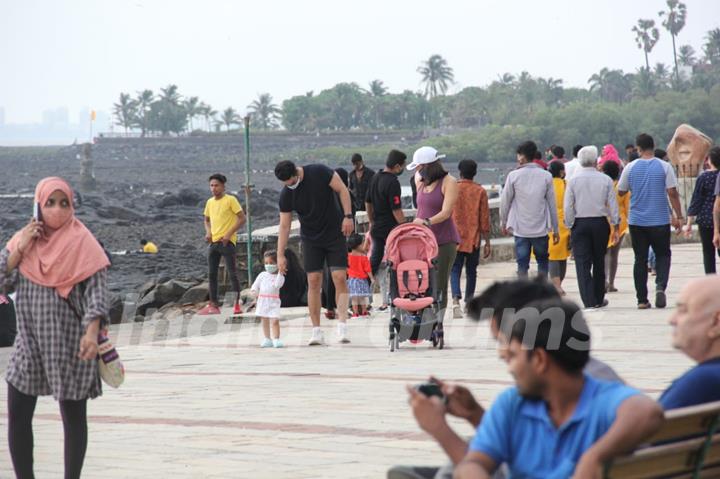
[618,158,677,227]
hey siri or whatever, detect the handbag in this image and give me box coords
[65,297,124,388]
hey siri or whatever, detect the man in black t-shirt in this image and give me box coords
[349,153,374,212]
[365,150,407,309]
[275,160,355,346]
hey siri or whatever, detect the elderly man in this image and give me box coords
[564,146,620,309]
[500,140,559,278]
[659,276,720,409]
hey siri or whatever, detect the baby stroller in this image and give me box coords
[383,223,443,352]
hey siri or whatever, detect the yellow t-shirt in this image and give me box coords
[204,194,243,244]
[143,242,159,254]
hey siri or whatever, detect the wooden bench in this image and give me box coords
[603,401,720,478]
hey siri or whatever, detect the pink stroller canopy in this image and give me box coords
[383,223,439,265]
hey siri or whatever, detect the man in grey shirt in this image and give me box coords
[565,146,620,309]
[500,140,559,277]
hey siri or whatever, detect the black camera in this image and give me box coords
[415,382,445,401]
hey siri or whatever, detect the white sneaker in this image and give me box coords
[307,328,324,346]
[453,305,463,319]
[337,323,351,344]
[273,339,284,348]
[260,338,273,348]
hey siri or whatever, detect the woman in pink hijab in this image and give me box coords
[1,177,110,479]
[598,144,623,169]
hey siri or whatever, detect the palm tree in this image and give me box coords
[247,93,281,130]
[183,96,201,131]
[417,54,455,99]
[654,62,671,88]
[199,103,217,132]
[703,28,720,65]
[632,19,660,70]
[658,0,687,86]
[367,80,388,97]
[632,67,658,98]
[113,93,137,134]
[588,68,632,103]
[678,45,696,67]
[135,89,154,136]
[220,107,240,132]
[159,84,181,104]
[498,73,516,87]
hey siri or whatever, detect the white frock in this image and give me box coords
[251,271,285,319]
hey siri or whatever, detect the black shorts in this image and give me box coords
[302,237,348,273]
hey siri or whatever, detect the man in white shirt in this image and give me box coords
[564,144,583,181]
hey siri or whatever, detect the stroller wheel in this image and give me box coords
[438,334,444,350]
[390,333,399,352]
[431,333,438,348]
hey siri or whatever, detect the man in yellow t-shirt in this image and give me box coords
[199,173,246,315]
[140,239,158,254]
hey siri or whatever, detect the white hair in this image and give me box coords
[578,146,599,167]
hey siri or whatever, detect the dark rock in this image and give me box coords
[154,280,192,305]
[136,288,161,316]
[96,206,144,221]
[108,295,124,324]
[177,188,202,206]
[138,280,156,299]
[157,194,181,208]
[180,282,209,305]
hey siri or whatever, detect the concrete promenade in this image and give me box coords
[0,243,704,478]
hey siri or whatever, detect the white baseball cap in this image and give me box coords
[407,146,446,170]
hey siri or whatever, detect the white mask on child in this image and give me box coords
[265,264,278,274]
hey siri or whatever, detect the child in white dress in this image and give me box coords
[250,250,285,348]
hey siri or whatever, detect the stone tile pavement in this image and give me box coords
[0,244,705,478]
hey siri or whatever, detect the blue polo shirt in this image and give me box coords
[617,158,677,227]
[469,375,640,478]
[659,357,720,410]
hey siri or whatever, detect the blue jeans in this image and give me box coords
[514,236,549,277]
[450,249,481,302]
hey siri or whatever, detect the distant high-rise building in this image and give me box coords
[42,107,69,126]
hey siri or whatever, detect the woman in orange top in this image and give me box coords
[602,161,629,293]
[548,161,570,294]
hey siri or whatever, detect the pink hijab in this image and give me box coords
[599,144,623,168]
[6,177,110,298]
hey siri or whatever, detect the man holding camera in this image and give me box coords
[389,280,645,479]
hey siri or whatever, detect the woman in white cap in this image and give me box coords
[408,146,460,319]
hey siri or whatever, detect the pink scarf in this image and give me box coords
[6,177,110,298]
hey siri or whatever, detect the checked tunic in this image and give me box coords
[0,248,108,400]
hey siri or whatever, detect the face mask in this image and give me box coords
[265,264,278,274]
[286,177,302,190]
[394,168,404,177]
[43,206,72,230]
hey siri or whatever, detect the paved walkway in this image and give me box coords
[0,244,704,478]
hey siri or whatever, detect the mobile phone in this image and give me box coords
[33,202,42,222]
[415,382,445,400]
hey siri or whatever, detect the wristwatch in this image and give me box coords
[423,218,432,227]
[344,213,353,219]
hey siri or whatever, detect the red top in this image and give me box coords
[347,254,371,279]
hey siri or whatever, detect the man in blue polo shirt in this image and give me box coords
[618,133,684,310]
[453,299,663,479]
[659,275,720,410]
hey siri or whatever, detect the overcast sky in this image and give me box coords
[1,0,719,125]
